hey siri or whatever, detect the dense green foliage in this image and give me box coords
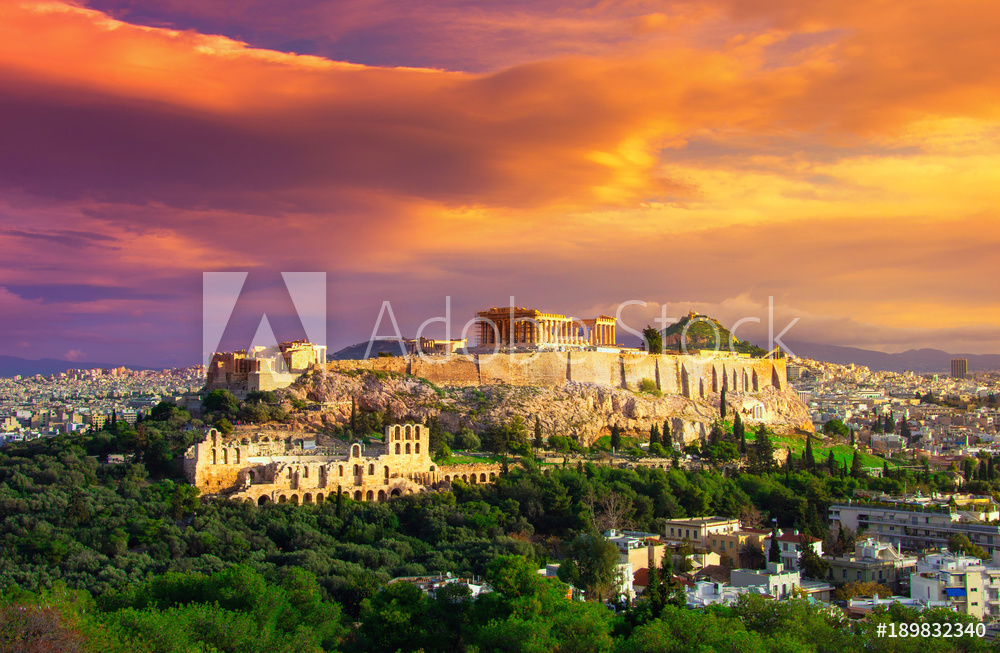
[2,430,996,651]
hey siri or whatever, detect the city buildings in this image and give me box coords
[953,359,970,380]
[826,537,919,593]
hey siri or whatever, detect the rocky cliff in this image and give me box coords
[280,367,813,446]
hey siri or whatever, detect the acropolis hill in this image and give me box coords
[215,309,814,445]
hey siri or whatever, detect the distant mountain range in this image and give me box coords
[0,355,153,378]
[330,340,411,360]
[784,341,1000,374]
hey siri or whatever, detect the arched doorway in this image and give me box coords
[257,496,269,506]
[377,490,386,502]
[303,493,313,504]
[354,490,362,501]
[278,495,287,504]
[366,490,374,501]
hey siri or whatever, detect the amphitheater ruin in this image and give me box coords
[184,423,501,503]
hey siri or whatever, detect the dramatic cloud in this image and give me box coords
[0,0,998,365]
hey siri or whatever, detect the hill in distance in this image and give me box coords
[784,341,1000,374]
[660,312,770,357]
[0,355,153,378]
[330,339,410,360]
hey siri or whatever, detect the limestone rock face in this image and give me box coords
[281,369,813,446]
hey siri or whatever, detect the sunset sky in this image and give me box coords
[1,0,999,367]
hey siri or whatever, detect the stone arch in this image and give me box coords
[752,369,759,391]
[445,475,451,482]
[384,466,390,479]
[681,367,690,398]
[406,489,414,494]
[222,448,228,464]
[470,474,477,484]
[377,490,386,502]
[395,443,401,455]
[415,443,420,454]
[351,444,361,458]
[405,424,412,440]
[354,490,362,501]
[290,494,299,505]
[489,472,496,480]
[303,493,312,504]
[406,443,411,454]
[462,474,468,482]
[391,488,401,497]
[278,495,287,504]
[772,365,782,390]
[394,425,401,439]
[354,464,360,475]
[480,473,487,483]
[211,429,219,446]
[366,490,374,501]
[369,463,375,475]
[248,470,256,484]
[258,496,269,505]
[316,493,324,503]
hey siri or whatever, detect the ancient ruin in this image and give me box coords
[207,340,327,396]
[184,424,501,503]
[474,307,617,349]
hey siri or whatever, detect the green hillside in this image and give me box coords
[661,312,769,357]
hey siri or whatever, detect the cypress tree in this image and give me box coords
[827,451,835,474]
[720,385,727,420]
[850,428,856,447]
[336,490,343,518]
[850,452,863,479]
[785,449,793,483]
[885,414,896,434]
[900,419,912,446]
[649,424,660,448]
[734,412,745,453]
[768,527,781,563]
[610,425,622,451]
[663,421,673,451]
[534,417,544,450]
[841,459,848,479]
[883,461,890,478]
[805,431,815,471]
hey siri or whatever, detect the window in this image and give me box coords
[730,541,734,549]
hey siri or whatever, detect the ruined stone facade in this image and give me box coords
[207,340,327,396]
[184,424,501,504]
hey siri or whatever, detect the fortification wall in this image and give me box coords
[325,351,788,397]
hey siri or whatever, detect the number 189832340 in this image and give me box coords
[882,622,986,638]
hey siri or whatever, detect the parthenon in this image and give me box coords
[474,307,616,348]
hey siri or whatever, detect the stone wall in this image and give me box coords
[325,351,788,396]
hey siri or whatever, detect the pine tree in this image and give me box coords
[751,425,775,473]
[805,431,815,471]
[663,421,673,451]
[649,424,660,448]
[841,459,848,479]
[872,416,883,434]
[720,385,727,420]
[534,417,544,450]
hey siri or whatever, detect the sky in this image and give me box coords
[1,0,999,367]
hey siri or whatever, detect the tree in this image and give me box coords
[798,541,830,580]
[804,431,815,471]
[649,424,660,448]
[214,418,233,435]
[949,534,988,559]
[900,419,912,445]
[768,527,781,563]
[564,533,621,602]
[827,451,836,475]
[822,419,849,438]
[850,451,864,479]
[610,425,622,451]
[350,397,357,434]
[663,421,673,451]
[832,581,893,601]
[733,412,745,454]
[642,325,663,354]
[850,428,856,447]
[204,389,240,416]
[720,385,727,420]
[534,417,544,450]
[885,414,896,434]
[483,417,529,455]
[748,425,775,474]
[872,415,884,434]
